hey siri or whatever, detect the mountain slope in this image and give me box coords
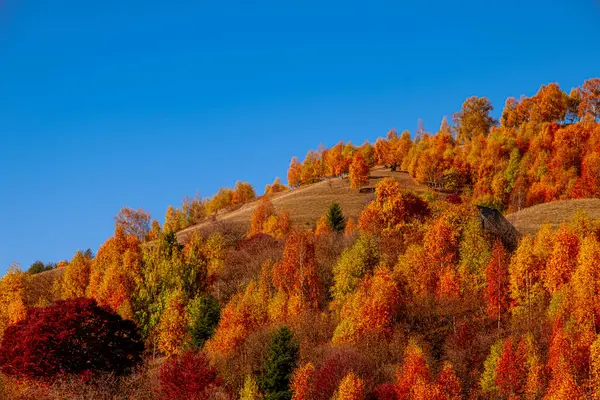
[506,199,600,236]
[177,166,430,241]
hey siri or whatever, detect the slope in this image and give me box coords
[506,199,600,236]
[177,166,430,241]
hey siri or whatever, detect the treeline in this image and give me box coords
[288,78,600,211]
[162,177,288,233]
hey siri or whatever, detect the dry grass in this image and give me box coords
[178,166,430,241]
[506,199,600,236]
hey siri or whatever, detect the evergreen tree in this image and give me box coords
[258,326,299,400]
[327,203,346,233]
[187,294,220,350]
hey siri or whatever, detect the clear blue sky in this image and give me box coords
[1,0,599,275]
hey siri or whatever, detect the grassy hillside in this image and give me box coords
[177,166,430,241]
[506,198,600,235]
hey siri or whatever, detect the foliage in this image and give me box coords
[186,294,221,351]
[115,207,152,241]
[327,202,347,232]
[0,298,143,379]
[157,350,222,400]
[27,260,54,274]
[258,326,299,400]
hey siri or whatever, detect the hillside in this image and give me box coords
[177,166,430,241]
[506,198,600,235]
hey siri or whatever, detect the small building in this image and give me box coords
[477,205,521,251]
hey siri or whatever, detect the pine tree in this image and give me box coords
[327,203,347,233]
[187,294,220,350]
[258,326,299,400]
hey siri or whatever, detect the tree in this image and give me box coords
[484,240,510,331]
[233,181,257,206]
[55,250,93,300]
[156,290,190,356]
[0,298,143,379]
[27,261,52,275]
[187,293,220,350]
[327,203,347,232]
[164,205,182,233]
[0,266,27,341]
[331,235,379,305]
[349,152,370,189]
[396,340,432,400]
[335,372,365,400]
[495,338,526,398]
[333,267,401,344]
[453,96,497,142]
[291,362,316,400]
[241,375,264,400]
[315,215,332,237]
[288,157,303,188]
[544,226,579,294]
[114,207,151,241]
[88,227,142,320]
[265,177,288,196]
[258,326,299,400]
[273,231,321,311]
[578,78,600,121]
[157,350,222,400]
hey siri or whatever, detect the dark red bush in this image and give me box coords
[372,382,398,400]
[445,193,462,204]
[0,298,144,379]
[157,350,222,400]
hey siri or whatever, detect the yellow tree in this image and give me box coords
[349,152,370,189]
[0,265,27,340]
[88,227,142,319]
[54,250,93,300]
[156,290,189,356]
[335,372,365,400]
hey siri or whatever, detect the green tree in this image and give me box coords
[187,294,220,350]
[327,203,346,233]
[27,261,52,275]
[258,326,299,400]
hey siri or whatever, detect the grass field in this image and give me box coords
[177,166,430,241]
[506,199,600,236]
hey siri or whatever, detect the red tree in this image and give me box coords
[157,350,222,400]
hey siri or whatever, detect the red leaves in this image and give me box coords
[157,351,222,400]
[484,240,510,322]
[495,338,526,397]
[273,231,321,311]
[0,298,144,379]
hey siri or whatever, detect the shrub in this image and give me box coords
[0,298,144,379]
[157,350,222,400]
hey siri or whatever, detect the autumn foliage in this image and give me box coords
[0,298,144,379]
[4,77,600,399]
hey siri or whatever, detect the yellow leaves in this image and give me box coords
[207,280,269,357]
[291,362,315,400]
[315,215,332,237]
[240,375,263,400]
[156,290,189,356]
[349,152,370,189]
[335,372,365,400]
[0,266,27,340]
[249,196,290,239]
[88,228,142,320]
[54,250,92,300]
[333,267,400,345]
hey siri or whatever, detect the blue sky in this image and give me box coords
[1,0,599,274]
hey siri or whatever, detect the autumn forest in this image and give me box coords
[2,78,600,399]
